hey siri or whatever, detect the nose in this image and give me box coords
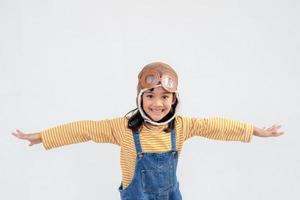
[153,98,163,107]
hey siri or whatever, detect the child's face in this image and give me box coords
[142,86,176,122]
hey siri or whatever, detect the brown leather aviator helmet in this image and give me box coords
[136,62,180,126]
[137,62,178,94]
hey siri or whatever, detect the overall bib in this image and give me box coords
[119,128,182,200]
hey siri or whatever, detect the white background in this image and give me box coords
[1,0,299,199]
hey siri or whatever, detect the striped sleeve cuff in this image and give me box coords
[40,132,51,150]
[242,123,254,143]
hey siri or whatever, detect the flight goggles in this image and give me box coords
[139,69,178,92]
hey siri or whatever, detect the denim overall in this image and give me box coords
[119,128,182,200]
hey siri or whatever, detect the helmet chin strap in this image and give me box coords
[137,85,180,126]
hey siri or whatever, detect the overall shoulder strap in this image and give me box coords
[171,129,177,151]
[133,129,143,154]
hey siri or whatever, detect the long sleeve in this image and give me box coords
[178,116,253,143]
[40,117,128,150]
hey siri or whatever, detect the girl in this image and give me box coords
[13,62,284,200]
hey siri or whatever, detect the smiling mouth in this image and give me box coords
[150,108,164,115]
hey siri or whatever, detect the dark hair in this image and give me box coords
[125,97,178,133]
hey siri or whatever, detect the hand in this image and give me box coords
[12,129,42,146]
[253,125,285,137]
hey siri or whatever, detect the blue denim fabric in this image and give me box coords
[119,129,182,200]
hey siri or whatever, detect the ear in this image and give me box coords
[172,94,177,105]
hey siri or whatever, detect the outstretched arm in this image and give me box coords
[12,117,127,150]
[178,116,284,143]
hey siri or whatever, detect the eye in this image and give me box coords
[145,94,153,98]
[162,95,170,99]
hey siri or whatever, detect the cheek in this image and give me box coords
[166,102,173,109]
[167,98,174,105]
[141,98,149,108]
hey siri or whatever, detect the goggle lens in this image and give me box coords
[162,76,174,89]
[145,75,156,84]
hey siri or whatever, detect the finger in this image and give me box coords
[273,131,284,136]
[16,129,24,134]
[269,125,276,129]
[277,131,284,135]
[271,125,282,132]
[12,131,27,139]
[275,125,282,129]
[12,132,24,139]
[267,125,278,131]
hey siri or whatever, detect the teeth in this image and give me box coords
[151,109,163,113]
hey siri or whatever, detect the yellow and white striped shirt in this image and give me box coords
[40,115,253,189]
